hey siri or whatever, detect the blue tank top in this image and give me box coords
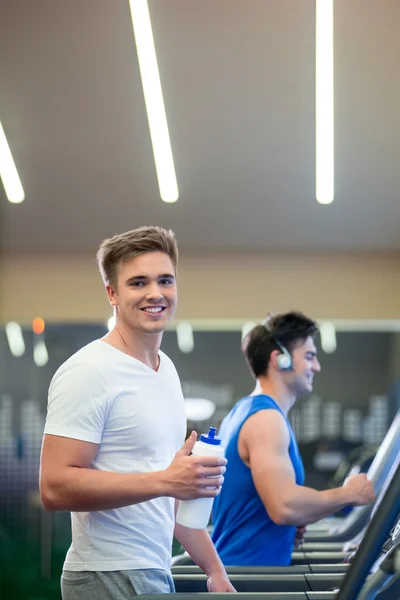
[211,394,305,566]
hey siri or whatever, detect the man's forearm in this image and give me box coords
[41,467,166,511]
[283,485,350,526]
[174,522,226,577]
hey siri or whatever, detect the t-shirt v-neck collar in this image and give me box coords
[97,339,163,374]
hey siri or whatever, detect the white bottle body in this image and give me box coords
[175,439,225,530]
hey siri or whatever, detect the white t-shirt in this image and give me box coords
[44,340,186,572]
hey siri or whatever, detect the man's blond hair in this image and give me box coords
[97,226,178,288]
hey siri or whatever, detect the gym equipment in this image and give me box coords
[304,412,400,543]
[169,462,400,598]
[172,572,344,592]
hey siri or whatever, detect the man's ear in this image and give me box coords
[105,285,117,307]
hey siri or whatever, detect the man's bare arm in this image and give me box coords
[241,410,374,527]
[40,432,226,512]
[173,500,235,592]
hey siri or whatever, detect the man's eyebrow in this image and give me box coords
[125,275,147,283]
[125,273,175,284]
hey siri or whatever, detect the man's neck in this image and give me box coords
[103,320,162,371]
[251,378,296,416]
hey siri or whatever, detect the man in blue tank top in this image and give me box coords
[212,311,375,566]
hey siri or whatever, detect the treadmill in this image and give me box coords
[304,411,400,545]
[169,462,400,597]
[148,495,400,598]
[171,446,400,570]
[171,513,399,595]
[291,450,400,566]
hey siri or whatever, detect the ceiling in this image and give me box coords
[0,0,399,254]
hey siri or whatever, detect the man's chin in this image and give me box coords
[297,383,313,396]
[143,325,167,334]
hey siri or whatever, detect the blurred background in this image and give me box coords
[0,0,399,598]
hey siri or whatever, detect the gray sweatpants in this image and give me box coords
[61,569,175,599]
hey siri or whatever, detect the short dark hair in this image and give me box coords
[242,311,318,378]
[97,226,178,288]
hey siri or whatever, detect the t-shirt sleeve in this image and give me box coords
[44,361,110,444]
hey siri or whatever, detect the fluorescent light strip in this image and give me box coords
[129,0,179,203]
[5,322,25,357]
[320,321,337,353]
[33,337,49,367]
[176,321,194,353]
[316,0,334,204]
[184,398,216,421]
[0,121,25,203]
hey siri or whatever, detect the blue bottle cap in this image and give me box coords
[200,426,221,445]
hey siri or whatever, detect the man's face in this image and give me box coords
[286,336,321,396]
[106,251,177,334]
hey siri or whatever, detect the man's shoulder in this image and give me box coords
[230,394,281,420]
[235,396,286,436]
[242,406,290,451]
[58,339,103,366]
[46,341,113,436]
[52,340,112,382]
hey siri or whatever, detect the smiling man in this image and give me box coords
[211,312,375,566]
[40,226,235,599]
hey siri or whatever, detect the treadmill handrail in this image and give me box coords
[335,461,400,600]
[306,413,400,544]
[366,411,400,483]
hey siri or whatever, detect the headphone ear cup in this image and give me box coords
[277,353,292,371]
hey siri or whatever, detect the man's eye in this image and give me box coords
[160,278,173,285]
[131,282,144,287]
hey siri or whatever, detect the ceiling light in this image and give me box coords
[176,321,194,353]
[33,338,49,367]
[5,322,25,357]
[316,0,334,204]
[320,321,337,353]
[0,121,25,204]
[184,398,216,422]
[128,0,179,203]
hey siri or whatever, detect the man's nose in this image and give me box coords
[313,358,321,372]
[145,283,163,300]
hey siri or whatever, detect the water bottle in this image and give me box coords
[176,427,224,529]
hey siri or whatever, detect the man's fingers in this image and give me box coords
[200,466,226,478]
[198,476,225,489]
